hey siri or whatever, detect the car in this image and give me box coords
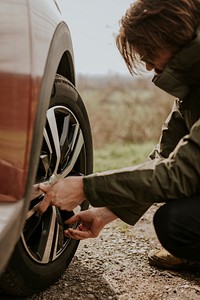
[0,0,93,297]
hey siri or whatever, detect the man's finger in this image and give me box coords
[39,183,50,193]
[65,228,91,240]
[38,197,51,213]
[65,231,86,240]
[64,230,80,240]
[65,214,81,225]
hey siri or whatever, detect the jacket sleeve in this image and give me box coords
[148,99,189,160]
[83,117,200,225]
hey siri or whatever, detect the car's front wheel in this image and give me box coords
[0,75,93,296]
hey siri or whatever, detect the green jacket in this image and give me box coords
[83,25,200,225]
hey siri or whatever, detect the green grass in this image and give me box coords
[94,141,155,172]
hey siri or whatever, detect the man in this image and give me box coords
[39,0,200,271]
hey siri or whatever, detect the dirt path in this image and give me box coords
[28,204,200,300]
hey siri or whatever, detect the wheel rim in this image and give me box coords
[22,104,86,264]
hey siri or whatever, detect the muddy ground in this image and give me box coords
[23,204,200,300]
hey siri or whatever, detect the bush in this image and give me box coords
[77,74,174,149]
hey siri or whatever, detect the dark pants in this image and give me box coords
[153,195,200,262]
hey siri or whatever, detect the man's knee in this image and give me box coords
[153,197,200,261]
[153,203,179,250]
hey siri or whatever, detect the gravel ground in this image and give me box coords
[5,204,200,300]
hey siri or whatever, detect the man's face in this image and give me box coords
[141,50,174,74]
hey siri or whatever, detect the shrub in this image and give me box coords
[77,74,174,149]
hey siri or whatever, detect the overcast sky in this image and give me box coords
[58,0,133,75]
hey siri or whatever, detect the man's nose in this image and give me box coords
[145,62,154,71]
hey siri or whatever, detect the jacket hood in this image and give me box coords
[153,25,200,99]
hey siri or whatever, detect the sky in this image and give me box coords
[58,0,134,76]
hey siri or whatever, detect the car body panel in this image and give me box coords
[0,1,31,201]
[0,0,75,272]
[0,0,74,202]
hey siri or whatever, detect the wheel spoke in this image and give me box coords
[62,129,84,177]
[42,127,53,174]
[46,107,61,174]
[70,123,80,151]
[23,205,42,241]
[60,114,70,147]
[37,207,58,263]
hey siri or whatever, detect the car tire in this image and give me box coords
[0,75,93,296]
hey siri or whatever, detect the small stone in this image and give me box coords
[87,293,95,299]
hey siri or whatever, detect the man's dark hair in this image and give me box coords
[116,0,200,74]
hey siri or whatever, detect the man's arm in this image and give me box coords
[149,99,188,160]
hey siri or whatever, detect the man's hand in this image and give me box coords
[38,176,86,213]
[64,207,118,240]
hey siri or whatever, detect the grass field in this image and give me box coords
[77,74,173,172]
[94,141,155,172]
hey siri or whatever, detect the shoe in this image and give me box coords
[148,248,200,272]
